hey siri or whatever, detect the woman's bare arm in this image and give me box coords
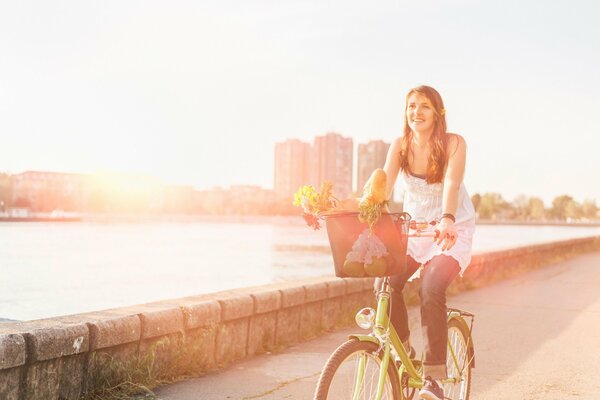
[441,134,467,217]
[436,134,466,250]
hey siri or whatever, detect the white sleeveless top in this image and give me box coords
[399,171,476,275]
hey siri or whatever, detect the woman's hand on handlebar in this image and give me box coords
[435,218,458,251]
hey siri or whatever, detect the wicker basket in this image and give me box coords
[323,212,410,278]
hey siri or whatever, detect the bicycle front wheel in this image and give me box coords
[445,318,473,400]
[314,339,401,400]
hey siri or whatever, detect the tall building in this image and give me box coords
[274,139,311,200]
[357,140,390,192]
[312,132,353,198]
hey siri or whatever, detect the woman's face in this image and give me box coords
[406,92,436,134]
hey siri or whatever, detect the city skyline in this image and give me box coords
[2,148,597,209]
[1,168,596,222]
[1,1,600,205]
[275,134,388,201]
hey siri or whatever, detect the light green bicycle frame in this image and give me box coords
[349,277,471,400]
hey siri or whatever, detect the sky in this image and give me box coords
[1,0,599,205]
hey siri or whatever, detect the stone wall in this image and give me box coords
[1,235,599,399]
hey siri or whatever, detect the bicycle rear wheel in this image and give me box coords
[314,339,401,400]
[445,318,473,400]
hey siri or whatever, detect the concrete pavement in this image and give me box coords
[154,251,600,400]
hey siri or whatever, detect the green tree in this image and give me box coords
[565,199,582,220]
[527,197,546,220]
[477,193,510,220]
[581,199,598,220]
[550,195,574,220]
[471,193,481,213]
[513,194,529,220]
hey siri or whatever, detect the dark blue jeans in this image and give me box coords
[389,255,460,379]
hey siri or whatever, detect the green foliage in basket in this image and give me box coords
[293,182,338,230]
[358,200,389,232]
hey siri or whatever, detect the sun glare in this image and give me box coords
[86,172,166,212]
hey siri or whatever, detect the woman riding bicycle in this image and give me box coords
[382,85,476,400]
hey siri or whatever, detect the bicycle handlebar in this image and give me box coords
[408,230,439,238]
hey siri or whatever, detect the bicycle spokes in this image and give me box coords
[351,353,367,400]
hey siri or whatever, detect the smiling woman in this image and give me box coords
[381,85,477,400]
[398,88,449,185]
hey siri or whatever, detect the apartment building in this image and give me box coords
[274,139,311,201]
[311,132,353,198]
[357,140,390,192]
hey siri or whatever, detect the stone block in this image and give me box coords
[58,354,86,400]
[23,358,61,400]
[300,301,324,340]
[139,332,185,378]
[362,277,376,290]
[252,290,281,314]
[0,333,26,369]
[280,286,305,308]
[85,342,139,394]
[247,312,277,356]
[345,292,373,317]
[183,326,219,373]
[215,318,249,367]
[276,306,301,347]
[304,282,327,303]
[48,309,133,325]
[23,324,88,362]
[217,295,253,322]
[465,255,483,272]
[326,279,347,298]
[344,278,366,294]
[182,300,221,330]
[87,314,140,350]
[322,297,347,331]
[0,367,21,400]
[139,307,184,339]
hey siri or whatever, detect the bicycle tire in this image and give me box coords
[445,318,473,400]
[314,339,401,400]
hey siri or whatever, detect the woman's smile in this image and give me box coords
[406,92,435,133]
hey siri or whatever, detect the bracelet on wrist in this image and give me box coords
[441,213,456,223]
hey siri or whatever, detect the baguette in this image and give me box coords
[360,168,387,206]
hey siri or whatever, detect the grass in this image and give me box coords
[81,324,218,400]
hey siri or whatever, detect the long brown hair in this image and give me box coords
[398,85,449,184]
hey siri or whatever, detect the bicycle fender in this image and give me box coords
[447,315,476,368]
[348,334,380,345]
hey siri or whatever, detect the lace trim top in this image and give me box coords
[399,172,476,273]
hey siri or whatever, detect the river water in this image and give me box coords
[1,218,599,321]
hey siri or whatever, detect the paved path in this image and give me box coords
[154,251,600,400]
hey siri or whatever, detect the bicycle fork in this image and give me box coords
[351,279,422,400]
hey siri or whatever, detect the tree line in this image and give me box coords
[2,171,598,221]
[471,193,599,221]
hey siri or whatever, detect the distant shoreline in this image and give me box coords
[475,219,600,227]
[1,213,599,227]
[0,216,82,222]
[83,214,600,227]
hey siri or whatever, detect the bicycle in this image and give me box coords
[313,212,476,400]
